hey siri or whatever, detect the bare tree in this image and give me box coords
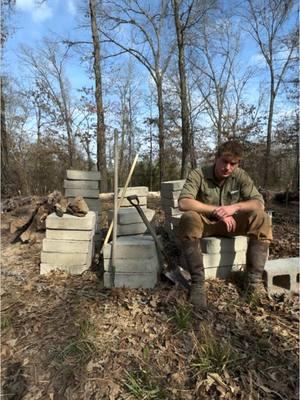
[244,0,298,186]
[20,40,76,167]
[101,0,176,183]
[89,0,108,191]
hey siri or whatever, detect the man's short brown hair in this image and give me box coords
[216,140,244,159]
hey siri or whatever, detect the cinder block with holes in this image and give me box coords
[264,257,299,295]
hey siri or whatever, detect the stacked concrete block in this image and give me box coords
[160,180,185,233]
[118,186,148,207]
[108,206,155,236]
[102,235,160,288]
[264,257,299,295]
[200,236,248,279]
[40,211,96,275]
[64,170,101,243]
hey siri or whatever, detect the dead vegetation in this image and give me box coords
[1,198,299,399]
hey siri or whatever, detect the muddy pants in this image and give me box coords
[178,209,273,242]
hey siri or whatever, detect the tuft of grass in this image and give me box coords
[1,315,11,330]
[124,367,165,400]
[192,324,238,375]
[169,305,192,331]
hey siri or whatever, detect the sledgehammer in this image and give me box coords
[126,195,190,289]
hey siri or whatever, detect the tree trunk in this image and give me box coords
[157,78,165,184]
[264,79,275,186]
[1,77,9,196]
[173,0,191,179]
[89,0,108,192]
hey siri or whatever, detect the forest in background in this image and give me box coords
[1,0,298,196]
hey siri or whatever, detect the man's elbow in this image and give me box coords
[178,198,189,211]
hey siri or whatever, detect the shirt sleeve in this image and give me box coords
[239,170,264,205]
[178,169,202,200]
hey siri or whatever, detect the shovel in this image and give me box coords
[126,195,190,289]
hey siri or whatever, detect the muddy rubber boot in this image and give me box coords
[182,240,207,309]
[245,239,269,297]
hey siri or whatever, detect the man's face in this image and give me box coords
[214,154,240,181]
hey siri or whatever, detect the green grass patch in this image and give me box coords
[192,325,238,375]
[169,305,192,331]
[124,367,165,400]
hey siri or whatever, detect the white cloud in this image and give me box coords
[16,0,53,22]
[249,53,266,66]
[67,0,76,15]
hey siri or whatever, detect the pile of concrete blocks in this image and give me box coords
[103,186,160,288]
[40,211,96,275]
[64,170,101,244]
[102,235,160,288]
[160,180,185,233]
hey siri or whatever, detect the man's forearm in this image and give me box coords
[178,198,216,214]
[235,199,265,213]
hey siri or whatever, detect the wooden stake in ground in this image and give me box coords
[110,128,119,287]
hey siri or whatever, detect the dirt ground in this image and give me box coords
[1,199,299,400]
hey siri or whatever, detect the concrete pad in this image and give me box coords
[161,180,185,192]
[107,207,155,225]
[203,251,246,268]
[64,180,99,189]
[102,235,157,259]
[119,196,147,207]
[65,189,99,198]
[46,229,95,241]
[103,271,157,288]
[66,170,101,181]
[160,189,181,200]
[201,236,248,254]
[41,251,92,267]
[104,256,159,272]
[40,263,89,275]
[117,223,149,236]
[118,186,149,197]
[42,239,93,253]
[264,257,299,295]
[46,212,96,230]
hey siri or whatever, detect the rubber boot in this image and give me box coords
[182,240,207,309]
[245,239,269,297]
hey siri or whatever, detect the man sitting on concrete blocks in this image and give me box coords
[178,140,272,309]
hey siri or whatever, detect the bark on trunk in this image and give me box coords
[157,78,165,184]
[89,0,108,192]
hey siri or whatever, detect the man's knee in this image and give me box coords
[178,211,204,241]
[247,209,272,241]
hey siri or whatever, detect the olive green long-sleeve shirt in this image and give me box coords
[179,165,264,207]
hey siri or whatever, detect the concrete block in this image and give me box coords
[104,256,159,273]
[160,189,181,200]
[118,186,149,197]
[42,238,93,253]
[103,271,157,288]
[67,197,101,213]
[107,207,155,225]
[41,251,92,267]
[119,196,147,207]
[161,198,178,208]
[264,257,299,295]
[64,180,99,189]
[40,263,89,275]
[46,212,96,230]
[102,235,157,259]
[205,264,243,279]
[46,229,95,241]
[203,251,246,268]
[163,207,183,216]
[66,170,101,181]
[170,215,181,227]
[117,223,149,236]
[161,180,185,192]
[65,189,99,199]
[201,236,248,254]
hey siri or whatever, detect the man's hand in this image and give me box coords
[213,204,239,219]
[222,216,237,232]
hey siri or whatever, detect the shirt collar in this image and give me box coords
[203,164,238,183]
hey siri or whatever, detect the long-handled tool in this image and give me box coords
[126,195,190,289]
